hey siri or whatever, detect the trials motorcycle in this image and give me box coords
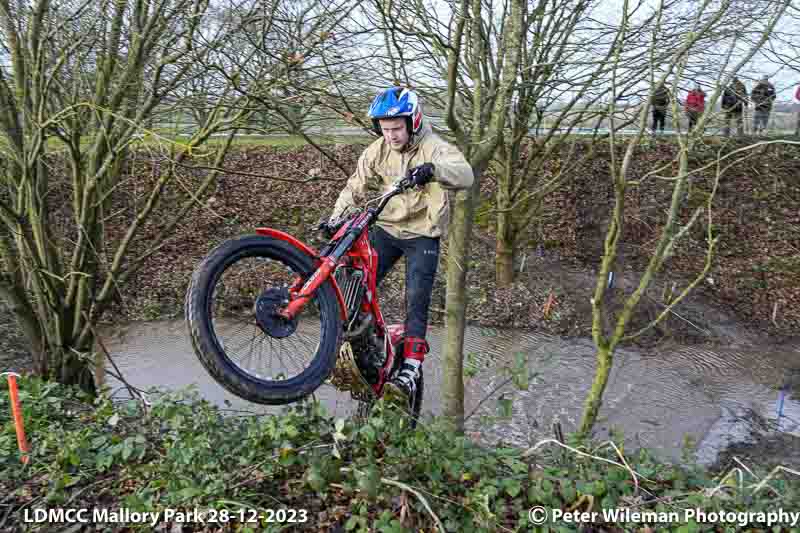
[185,173,425,419]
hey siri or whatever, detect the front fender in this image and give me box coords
[255,228,347,321]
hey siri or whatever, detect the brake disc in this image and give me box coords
[254,287,297,339]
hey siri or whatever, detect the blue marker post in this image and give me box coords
[776,376,793,431]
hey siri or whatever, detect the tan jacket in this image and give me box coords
[331,123,474,239]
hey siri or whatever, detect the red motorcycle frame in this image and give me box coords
[185,176,422,413]
[256,209,406,396]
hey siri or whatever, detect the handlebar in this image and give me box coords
[319,176,416,239]
[370,176,416,215]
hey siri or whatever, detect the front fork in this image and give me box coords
[279,212,371,320]
[277,257,337,320]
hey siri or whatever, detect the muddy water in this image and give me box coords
[102,320,800,465]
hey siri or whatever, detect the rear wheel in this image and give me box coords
[185,235,342,405]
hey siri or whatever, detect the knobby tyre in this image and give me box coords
[185,234,342,405]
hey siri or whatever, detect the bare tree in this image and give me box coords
[193,0,375,176]
[372,0,526,429]
[491,0,651,286]
[577,0,792,438]
[0,0,244,391]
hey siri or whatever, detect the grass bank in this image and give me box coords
[2,377,798,532]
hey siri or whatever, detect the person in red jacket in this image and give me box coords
[795,84,800,137]
[685,83,706,132]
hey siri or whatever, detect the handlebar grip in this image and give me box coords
[314,220,335,238]
[397,177,412,191]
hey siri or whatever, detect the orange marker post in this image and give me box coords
[3,372,30,464]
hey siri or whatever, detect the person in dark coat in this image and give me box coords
[650,82,670,133]
[722,77,747,137]
[751,76,776,135]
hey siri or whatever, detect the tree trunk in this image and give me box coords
[56,337,97,395]
[495,204,515,287]
[441,177,480,432]
[21,313,47,376]
[578,345,613,438]
[94,341,106,390]
[495,133,518,288]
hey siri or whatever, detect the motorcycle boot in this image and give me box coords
[382,336,427,409]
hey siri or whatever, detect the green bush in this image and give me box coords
[2,376,798,532]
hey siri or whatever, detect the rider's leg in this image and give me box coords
[383,234,440,406]
[370,226,404,287]
[402,235,440,340]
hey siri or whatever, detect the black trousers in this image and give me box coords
[687,111,700,131]
[652,109,666,131]
[370,226,440,339]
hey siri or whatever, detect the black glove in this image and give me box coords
[316,219,338,239]
[407,163,435,188]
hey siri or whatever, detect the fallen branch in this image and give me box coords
[340,467,444,532]
[464,376,514,423]
[707,467,743,497]
[644,294,711,336]
[522,438,654,490]
[750,465,800,496]
[85,319,150,410]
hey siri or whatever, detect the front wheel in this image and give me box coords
[185,235,342,405]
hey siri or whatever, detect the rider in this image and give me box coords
[328,86,473,407]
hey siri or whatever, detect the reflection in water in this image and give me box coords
[103,320,800,465]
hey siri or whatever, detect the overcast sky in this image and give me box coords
[589,0,800,101]
[2,0,799,102]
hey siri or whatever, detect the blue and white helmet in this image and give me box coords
[367,87,424,136]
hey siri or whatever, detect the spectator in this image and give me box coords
[751,75,776,135]
[722,77,747,137]
[685,83,705,132]
[651,82,670,134]
[794,84,800,137]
